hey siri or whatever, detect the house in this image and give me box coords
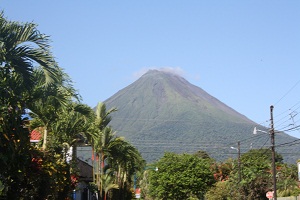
[74,156,94,200]
[29,129,95,199]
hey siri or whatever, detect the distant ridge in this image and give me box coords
[104,70,300,163]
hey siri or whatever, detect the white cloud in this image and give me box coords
[133,66,186,79]
[159,67,185,77]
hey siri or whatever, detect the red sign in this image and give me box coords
[135,188,141,199]
[266,191,274,199]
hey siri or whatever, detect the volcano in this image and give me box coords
[104,70,300,163]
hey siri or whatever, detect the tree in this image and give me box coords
[29,68,78,150]
[228,148,283,200]
[102,169,119,200]
[85,102,117,199]
[108,139,145,200]
[205,181,231,200]
[276,163,300,197]
[25,148,71,199]
[211,158,233,181]
[206,149,300,200]
[0,12,59,83]
[85,102,145,200]
[90,127,117,197]
[194,150,212,160]
[49,103,93,153]
[146,152,215,200]
[0,12,60,198]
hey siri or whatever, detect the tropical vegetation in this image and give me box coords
[0,12,144,199]
[205,149,300,200]
[142,152,216,200]
[140,149,300,200]
[1,10,300,200]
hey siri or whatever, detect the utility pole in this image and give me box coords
[237,141,241,183]
[270,105,277,200]
[231,141,241,183]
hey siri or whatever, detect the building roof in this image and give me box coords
[77,158,93,182]
[30,129,42,143]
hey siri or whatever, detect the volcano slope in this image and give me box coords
[104,70,300,164]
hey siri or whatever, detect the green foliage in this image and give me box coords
[24,148,71,199]
[0,117,32,199]
[2,10,300,200]
[0,144,71,199]
[205,181,232,200]
[49,103,93,148]
[206,149,300,200]
[0,180,3,195]
[0,12,59,88]
[223,148,300,200]
[228,148,274,199]
[211,159,233,181]
[145,152,215,200]
[194,150,212,160]
[277,163,300,197]
[0,14,44,198]
[28,67,79,150]
[85,102,145,200]
[0,12,74,199]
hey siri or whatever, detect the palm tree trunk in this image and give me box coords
[42,128,48,150]
[99,152,104,199]
[99,153,103,199]
[92,148,95,183]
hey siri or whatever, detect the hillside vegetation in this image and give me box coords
[105,70,300,163]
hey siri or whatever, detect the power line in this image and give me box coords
[274,79,300,106]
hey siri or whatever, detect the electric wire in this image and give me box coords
[115,122,274,159]
[272,102,300,133]
[279,125,300,133]
[276,138,300,148]
[274,79,300,106]
[103,77,300,161]
[105,100,299,161]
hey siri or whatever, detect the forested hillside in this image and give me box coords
[105,70,300,163]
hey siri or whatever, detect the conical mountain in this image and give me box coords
[104,70,299,163]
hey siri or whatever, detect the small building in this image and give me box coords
[75,158,94,200]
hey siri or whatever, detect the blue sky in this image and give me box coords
[1,1,300,138]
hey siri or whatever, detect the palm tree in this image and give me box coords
[85,102,117,199]
[29,68,79,150]
[108,139,145,199]
[0,12,59,88]
[50,103,94,159]
[89,127,119,198]
[0,12,62,151]
[94,102,117,130]
[0,12,60,198]
[86,102,145,199]
[102,169,119,200]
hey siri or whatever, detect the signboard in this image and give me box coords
[298,162,300,181]
[266,191,273,199]
[135,188,141,199]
